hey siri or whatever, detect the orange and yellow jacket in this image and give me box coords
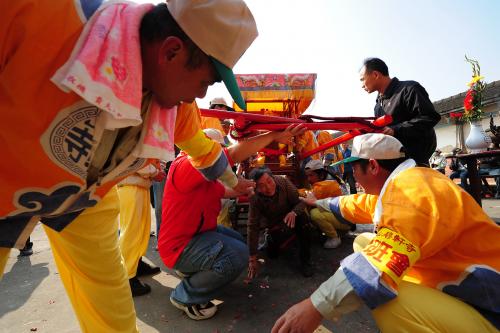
[316,131,335,156]
[316,161,500,327]
[0,0,235,248]
[296,130,320,160]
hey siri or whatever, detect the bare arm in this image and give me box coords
[227,124,306,163]
[223,185,246,198]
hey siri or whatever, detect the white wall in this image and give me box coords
[435,104,500,150]
[435,125,457,149]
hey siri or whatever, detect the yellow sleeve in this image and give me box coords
[313,181,342,199]
[296,131,310,153]
[174,102,237,187]
[339,194,378,224]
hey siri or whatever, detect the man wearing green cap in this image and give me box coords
[0,0,258,331]
[273,134,499,333]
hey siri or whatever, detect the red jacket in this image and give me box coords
[158,152,225,268]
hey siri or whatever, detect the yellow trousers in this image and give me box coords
[117,185,151,278]
[353,233,498,333]
[39,187,136,333]
[310,208,351,238]
[217,199,232,228]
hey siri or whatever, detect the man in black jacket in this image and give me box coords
[359,58,441,165]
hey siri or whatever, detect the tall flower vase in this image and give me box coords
[465,120,491,153]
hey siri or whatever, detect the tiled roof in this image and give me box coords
[433,80,500,115]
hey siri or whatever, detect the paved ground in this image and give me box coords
[2,200,500,333]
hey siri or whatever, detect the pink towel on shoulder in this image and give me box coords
[52,1,176,162]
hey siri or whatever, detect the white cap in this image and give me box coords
[210,97,229,107]
[166,0,258,109]
[304,159,324,171]
[333,133,406,166]
[203,128,226,145]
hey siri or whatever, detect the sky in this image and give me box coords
[194,0,500,117]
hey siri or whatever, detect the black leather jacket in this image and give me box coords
[375,78,441,165]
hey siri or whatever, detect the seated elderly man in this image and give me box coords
[272,133,500,333]
[303,159,351,249]
[429,149,446,174]
[247,167,314,278]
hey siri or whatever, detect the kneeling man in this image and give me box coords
[158,125,305,320]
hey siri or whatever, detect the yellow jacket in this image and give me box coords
[296,130,320,160]
[0,0,235,248]
[316,131,335,156]
[314,161,500,324]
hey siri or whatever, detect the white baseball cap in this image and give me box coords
[210,97,229,107]
[304,159,324,171]
[166,0,258,110]
[333,133,406,166]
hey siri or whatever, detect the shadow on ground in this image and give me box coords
[0,255,49,318]
[134,232,378,333]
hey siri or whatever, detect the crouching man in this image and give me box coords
[158,125,305,320]
[272,133,499,333]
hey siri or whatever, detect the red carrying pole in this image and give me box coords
[199,109,392,158]
[243,122,378,131]
[300,115,392,159]
[200,109,305,125]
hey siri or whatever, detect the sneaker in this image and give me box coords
[170,297,217,320]
[129,277,151,297]
[136,258,161,277]
[323,237,341,249]
[19,242,34,257]
[299,262,314,277]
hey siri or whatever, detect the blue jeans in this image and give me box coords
[171,226,249,305]
[152,179,166,237]
[450,169,469,190]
